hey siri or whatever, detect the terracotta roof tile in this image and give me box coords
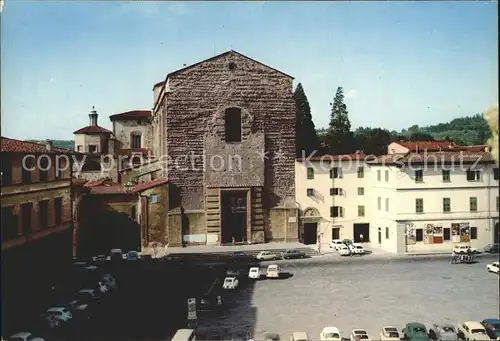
[461,145,489,152]
[131,178,168,193]
[84,178,113,188]
[89,184,128,195]
[296,152,368,162]
[73,125,112,134]
[0,136,69,154]
[395,140,458,152]
[109,110,151,121]
[367,151,494,165]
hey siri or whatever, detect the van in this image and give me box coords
[172,329,196,341]
[266,264,281,279]
[110,248,123,261]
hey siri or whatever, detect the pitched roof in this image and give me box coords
[131,178,168,192]
[88,178,167,195]
[109,110,151,121]
[367,151,494,165]
[296,152,368,162]
[73,125,112,134]
[394,140,458,152]
[0,136,69,154]
[153,50,294,90]
[83,177,113,188]
[461,145,489,152]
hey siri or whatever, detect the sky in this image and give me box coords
[1,1,498,140]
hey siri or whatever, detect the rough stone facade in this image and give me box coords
[152,51,297,245]
[113,119,152,151]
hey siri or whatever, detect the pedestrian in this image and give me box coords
[451,251,456,264]
[359,233,364,242]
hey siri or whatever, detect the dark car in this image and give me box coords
[428,323,458,341]
[232,251,248,257]
[402,322,429,341]
[481,319,500,340]
[484,243,499,253]
[281,249,306,259]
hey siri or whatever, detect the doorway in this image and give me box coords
[303,223,318,245]
[221,191,248,244]
[494,222,499,244]
[353,223,369,243]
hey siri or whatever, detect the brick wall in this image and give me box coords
[162,51,296,211]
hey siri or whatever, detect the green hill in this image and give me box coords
[25,140,74,151]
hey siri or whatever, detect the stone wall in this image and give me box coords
[139,184,168,247]
[161,51,296,241]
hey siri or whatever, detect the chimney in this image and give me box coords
[45,139,53,151]
[89,106,98,126]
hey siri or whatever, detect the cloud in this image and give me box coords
[345,89,358,99]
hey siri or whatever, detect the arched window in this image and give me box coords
[224,107,242,142]
[81,161,102,172]
[131,133,142,149]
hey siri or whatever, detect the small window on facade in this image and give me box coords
[39,157,49,182]
[307,168,314,179]
[150,194,159,203]
[415,198,424,213]
[131,206,136,220]
[385,227,389,239]
[415,228,423,242]
[131,134,141,149]
[377,170,381,181]
[228,62,236,71]
[88,145,98,153]
[22,157,33,184]
[377,197,381,210]
[470,226,477,240]
[443,228,451,241]
[224,107,242,143]
[21,203,32,235]
[385,198,389,212]
[1,206,18,241]
[443,198,451,213]
[330,206,343,218]
[357,187,364,195]
[469,197,477,212]
[415,170,423,182]
[77,145,82,152]
[358,205,365,217]
[332,228,340,240]
[385,170,389,182]
[442,169,450,182]
[330,167,341,179]
[466,169,481,181]
[137,120,142,125]
[357,167,364,178]
[494,168,499,180]
[330,188,342,196]
[306,189,314,197]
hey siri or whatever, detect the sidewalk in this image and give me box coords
[166,241,307,254]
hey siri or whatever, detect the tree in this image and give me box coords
[354,127,392,155]
[325,87,355,154]
[293,83,321,157]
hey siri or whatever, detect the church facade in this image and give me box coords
[73,50,298,248]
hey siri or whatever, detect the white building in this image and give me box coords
[295,152,369,251]
[295,142,499,254]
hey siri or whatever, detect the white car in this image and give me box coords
[380,327,400,341]
[256,251,279,261]
[222,277,239,290]
[266,264,281,278]
[487,261,499,274]
[97,281,111,293]
[457,321,489,340]
[350,329,370,341]
[248,267,260,279]
[338,244,351,256]
[9,332,45,341]
[453,244,478,254]
[329,240,344,250]
[45,307,72,322]
[349,244,366,254]
[320,327,341,341]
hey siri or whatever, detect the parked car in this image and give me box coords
[77,289,101,303]
[348,243,366,255]
[342,239,353,246]
[456,321,488,341]
[127,250,139,260]
[222,277,239,290]
[93,254,107,262]
[338,244,351,256]
[329,240,344,250]
[226,268,240,278]
[428,323,458,341]
[101,274,117,289]
[264,333,280,341]
[110,248,123,261]
[290,332,310,341]
[486,261,499,274]
[350,329,370,340]
[256,251,279,261]
[402,322,429,341]
[232,251,248,258]
[453,245,478,254]
[481,319,500,340]
[320,327,341,341]
[248,267,260,279]
[281,249,306,259]
[483,243,499,253]
[266,264,281,278]
[44,307,73,322]
[8,332,45,341]
[380,327,400,341]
